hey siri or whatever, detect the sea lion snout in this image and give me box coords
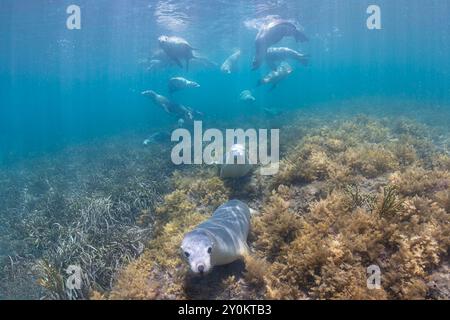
[181,232,213,274]
[181,200,251,274]
[158,35,168,44]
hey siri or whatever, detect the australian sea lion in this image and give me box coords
[158,35,214,71]
[266,47,310,70]
[220,144,253,179]
[145,49,175,71]
[146,49,216,72]
[158,36,195,70]
[168,77,200,94]
[143,131,171,145]
[141,90,202,121]
[221,50,241,74]
[257,63,293,90]
[181,200,251,274]
[263,107,283,117]
[239,90,256,103]
[252,19,308,70]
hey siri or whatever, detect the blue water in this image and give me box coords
[1,0,450,164]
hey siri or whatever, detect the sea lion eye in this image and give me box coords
[184,251,190,258]
[207,247,212,254]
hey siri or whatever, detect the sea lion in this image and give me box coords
[239,90,256,103]
[141,90,203,121]
[220,50,241,74]
[252,19,308,70]
[181,200,251,274]
[257,63,293,90]
[145,49,217,72]
[266,47,310,70]
[263,107,283,117]
[220,144,253,178]
[168,77,200,94]
[143,131,171,145]
[158,35,214,71]
[158,36,195,70]
[145,49,175,71]
[177,118,185,128]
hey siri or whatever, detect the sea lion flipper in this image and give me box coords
[295,30,308,42]
[240,242,251,258]
[172,57,183,68]
[297,54,310,66]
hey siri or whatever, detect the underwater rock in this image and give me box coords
[427,264,450,299]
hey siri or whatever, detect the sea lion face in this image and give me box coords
[158,35,169,45]
[181,232,214,274]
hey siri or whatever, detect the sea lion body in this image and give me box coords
[143,131,171,145]
[141,90,202,121]
[168,77,200,93]
[146,49,216,72]
[258,63,293,89]
[239,90,256,103]
[221,50,241,74]
[252,19,308,70]
[263,107,283,117]
[181,200,251,274]
[158,36,215,71]
[145,49,176,72]
[158,36,195,70]
[266,47,309,70]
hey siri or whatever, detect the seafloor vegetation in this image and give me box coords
[0,134,174,299]
[1,99,449,300]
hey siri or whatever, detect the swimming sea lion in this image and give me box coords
[168,77,200,94]
[220,144,253,178]
[181,200,251,274]
[263,107,283,117]
[158,35,214,71]
[141,90,203,121]
[266,47,310,70]
[158,36,195,70]
[146,49,217,72]
[221,50,241,74]
[239,90,256,103]
[252,19,308,70]
[257,63,293,90]
[143,131,171,145]
[145,49,175,71]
